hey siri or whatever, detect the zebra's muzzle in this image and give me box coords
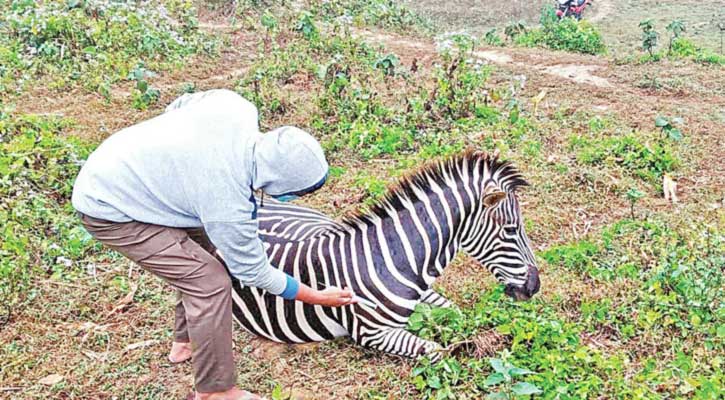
[504,265,540,301]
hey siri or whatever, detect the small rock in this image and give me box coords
[39,374,64,386]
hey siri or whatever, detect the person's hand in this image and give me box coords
[295,283,357,307]
[315,286,357,307]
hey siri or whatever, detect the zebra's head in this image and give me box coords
[461,155,541,301]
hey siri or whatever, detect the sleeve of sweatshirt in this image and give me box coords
[203,219,299,300]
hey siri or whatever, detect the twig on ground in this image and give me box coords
[43,279,88,289]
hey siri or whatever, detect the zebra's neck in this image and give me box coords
[330,159,482,295]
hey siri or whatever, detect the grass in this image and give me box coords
[0,0,723,399]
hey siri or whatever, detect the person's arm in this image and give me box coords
[204,219,355,307]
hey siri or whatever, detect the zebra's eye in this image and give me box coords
[503,226,517,235]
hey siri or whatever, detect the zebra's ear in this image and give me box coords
[483,189,506,208]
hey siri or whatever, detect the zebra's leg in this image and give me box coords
[356,327,443,362]
[420,288,454,308]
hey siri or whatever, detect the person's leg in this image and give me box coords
[172,228,220,364]
[79,214,247,397]
[170,290,193,363]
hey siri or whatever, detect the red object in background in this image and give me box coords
[556,0,591,20]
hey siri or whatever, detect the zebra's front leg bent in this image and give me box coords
[420,288,454,308]
[356,327,443,362]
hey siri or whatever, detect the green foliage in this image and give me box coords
[504,21,527,41]
[516,12,605,55]
[0,111,100,320]
[625,187,645,218]
[353,173,387,205]
[666,19,686,53]
[238,8,498,160]
[406,215,723,399]
[655,115,683,141]
[541,241,599,273]
[569,132,679,183]
[296,11,320,41]
[639,19,659,57]
[373,53,399,76]
[670,37,725,65]
[636,19,724,65]
[0,0,215,94]
[129,65,160,110]
[483,29,504,47]
[484,357,541,399]
[314,0,433,34]
[428,35,493,122]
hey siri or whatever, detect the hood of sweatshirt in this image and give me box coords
[252,126,329,196]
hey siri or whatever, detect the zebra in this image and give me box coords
[229,151,541,360]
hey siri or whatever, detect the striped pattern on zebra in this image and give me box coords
[230,151,541,360]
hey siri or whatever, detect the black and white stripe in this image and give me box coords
[230,152,537,359]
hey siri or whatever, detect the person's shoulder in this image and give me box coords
[202,90,258,123]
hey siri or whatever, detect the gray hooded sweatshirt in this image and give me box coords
[71,89,328,297]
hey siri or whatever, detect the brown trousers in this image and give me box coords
[79,213,235,393]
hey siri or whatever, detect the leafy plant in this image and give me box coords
[0,111,99,321]
[129,65,160,110]
[504,21,527,41]
[626,188,645,219]
[655,116,683,141]
[314,0,432,34]
[669,37,725,65]
[374,54,399,76]
[296,11,319,41]
[484,357,542,399]
[354,173,388,204]
[665,20,686,53]
[639,19,659,57]
[484,29,504,47]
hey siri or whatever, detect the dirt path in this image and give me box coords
[358,30,614,88]
[356,28,724,194]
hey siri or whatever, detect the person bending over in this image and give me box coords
[72,89,354,400]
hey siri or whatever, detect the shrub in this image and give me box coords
[515,10,605,55]
[671,37,725,65]
[541,18,605,55]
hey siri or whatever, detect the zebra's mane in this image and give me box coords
[342,150,528,225]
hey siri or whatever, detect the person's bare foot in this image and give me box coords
[194,387,264,400]
[168,341,192,363]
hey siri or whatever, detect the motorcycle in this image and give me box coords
[556,0,592,20]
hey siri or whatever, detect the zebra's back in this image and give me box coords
[230,200,349,343]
